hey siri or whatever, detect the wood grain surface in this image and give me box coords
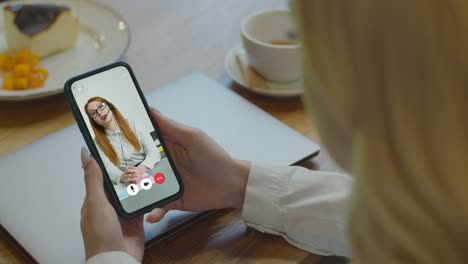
[0,1,347,263]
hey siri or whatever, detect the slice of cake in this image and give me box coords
[4,4,80,58]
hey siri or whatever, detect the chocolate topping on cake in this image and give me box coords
[5,4,70,36]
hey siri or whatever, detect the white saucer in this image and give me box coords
[0,0,130,101]
[224,47,303,98]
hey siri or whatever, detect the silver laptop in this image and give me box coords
[0,73,320,263]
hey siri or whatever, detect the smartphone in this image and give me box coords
[64,62,183,218]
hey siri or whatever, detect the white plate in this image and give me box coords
[224,47,303,98]
[0,0,130,101]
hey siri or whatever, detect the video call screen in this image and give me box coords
[71,66,180,213]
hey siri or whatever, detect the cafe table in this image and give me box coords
[0,1,348,263]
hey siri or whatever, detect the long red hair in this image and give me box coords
[84,97,141,166]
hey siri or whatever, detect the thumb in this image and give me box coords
[146,201,179,223]
[81,147,107,203]
[145,208,167,223]
[150,108,197,146]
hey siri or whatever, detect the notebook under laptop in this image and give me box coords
[0,73,320,263]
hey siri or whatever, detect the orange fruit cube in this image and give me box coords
[13,78,29,90]
[1,59,14,71]
[33,67,48,79]
[3,78,14,90]
[14,64,31,77]
[16,49,34,63]
[3,71,13,79]
[29,74,45,88]
[0,52,12,66]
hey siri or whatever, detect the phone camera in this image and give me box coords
[72,83,84,96]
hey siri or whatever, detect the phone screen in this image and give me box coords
[68,64,182,215]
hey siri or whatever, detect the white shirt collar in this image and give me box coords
[105,124,121,136]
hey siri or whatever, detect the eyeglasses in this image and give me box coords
[88,102,107,119]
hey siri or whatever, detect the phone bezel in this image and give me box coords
[64,61,184,218]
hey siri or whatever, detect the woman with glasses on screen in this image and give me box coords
[84,96,161,185]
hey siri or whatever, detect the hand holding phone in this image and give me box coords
[144,110,252,223]
[68,62,250,260]
[80,147,145,261]
[65,62,184,218]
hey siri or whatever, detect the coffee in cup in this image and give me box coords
[241,9,302,83]
[269,40,297,46]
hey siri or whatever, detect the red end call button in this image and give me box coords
[154,173,166,184]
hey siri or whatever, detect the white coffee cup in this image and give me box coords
[241,9,302,83]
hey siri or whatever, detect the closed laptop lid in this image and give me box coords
[0,73,319,263]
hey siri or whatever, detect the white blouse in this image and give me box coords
[85,163,352,263]
[95,120,161,184]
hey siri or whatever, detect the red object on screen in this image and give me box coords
[154,173,165,184]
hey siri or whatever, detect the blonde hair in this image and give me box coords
[293,0,468,262]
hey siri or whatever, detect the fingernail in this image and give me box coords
[145,215,152,223]
[81,147,91,167]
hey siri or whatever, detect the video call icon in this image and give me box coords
[154,173,165,185]
[127,174,165,196]
[140,178,152,190]
[127,184,139,196]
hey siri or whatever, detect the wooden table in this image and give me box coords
[0,1,346,263]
